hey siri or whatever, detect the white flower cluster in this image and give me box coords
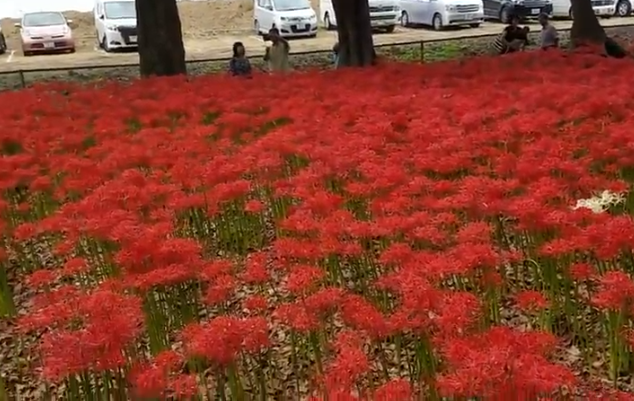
[573,190,626,214]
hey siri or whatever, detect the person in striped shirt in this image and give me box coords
[493,14,530,55]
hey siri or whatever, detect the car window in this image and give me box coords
[104,2,137,19]
[22,12,66,27]
[273,0,311,11]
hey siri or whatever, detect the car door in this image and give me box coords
[262,0,275,30]
[412,0,428,22]
[422,0,436,24]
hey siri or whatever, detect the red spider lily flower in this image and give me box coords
[25,269,57,289]
[130,350,183,398]
[181,316,269,366]
[340,295,389,339]
[59,257,90,278]
[592,271,634,311]
[203,273,236,306]
[514,290,550,312]
[274,302,321,333]
[323,331,370,394]
[285,264,325,295]
[568,262,597,282]
[374,378,413,400]
[241,251,270,284]
[243,295,268,314]
[244,199,265,213]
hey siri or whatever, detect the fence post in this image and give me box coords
[419,41,424,63]
[19,70,25,88]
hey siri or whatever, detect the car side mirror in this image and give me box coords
[266,6,273,10]
[67,19,73,23]
[14,23,21,28]
[99,14,105,19]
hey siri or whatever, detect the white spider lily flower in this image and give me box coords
[573,190,626,214]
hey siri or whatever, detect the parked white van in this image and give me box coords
[94,0,138,52]
[399,0,484,30]
[320,0,400,33]
[254,0,319,38]
[551,0,615,18]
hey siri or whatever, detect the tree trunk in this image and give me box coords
[136,0,187,77]
[570,0,606,47]
[332,0,375,67]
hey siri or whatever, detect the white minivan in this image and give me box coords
[320,0,400,33]
[94,0,138,52]
[254,0,319,38]
[399,0,484,30]
[551,0,615,18]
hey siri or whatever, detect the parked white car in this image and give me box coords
[0,26,6,55]
[551,0,615,18]
[399,0,484,30]
[94,0,138,52]
[254,0,319,38]
[320,0,400,33]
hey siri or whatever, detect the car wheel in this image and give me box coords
[101,36,111,52]
[432,13,443,31]
[401,11,410,27]
[324,12,334,30]
[500,6,511,23]
[470,23,481,28]
[616,0,631,16]
[69,47,76,54]
[254,20,261,35]
[385,25,396,33]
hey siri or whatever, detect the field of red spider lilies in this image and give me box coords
[3,50,634,400]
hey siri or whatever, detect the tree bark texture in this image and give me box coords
[332,0,375,67]
[136,0,187,77]
[570,0,606,47]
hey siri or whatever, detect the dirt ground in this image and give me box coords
[0,0,320,54]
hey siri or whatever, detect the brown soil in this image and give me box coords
[0,0,299,54]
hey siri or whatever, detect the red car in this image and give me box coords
[17,11,75,56]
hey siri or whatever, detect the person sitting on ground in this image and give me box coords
[538,13,558,50]
[263,28,290,73]
[228,42,252,77]
[493,15,530,55]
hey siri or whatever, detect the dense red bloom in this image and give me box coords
[5,49,634,399]
[37,289,144,381]
[437,326,575,398]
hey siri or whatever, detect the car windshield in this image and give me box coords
[104,2,136,19]
[22,12,66,27]
[274,0,311,11]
